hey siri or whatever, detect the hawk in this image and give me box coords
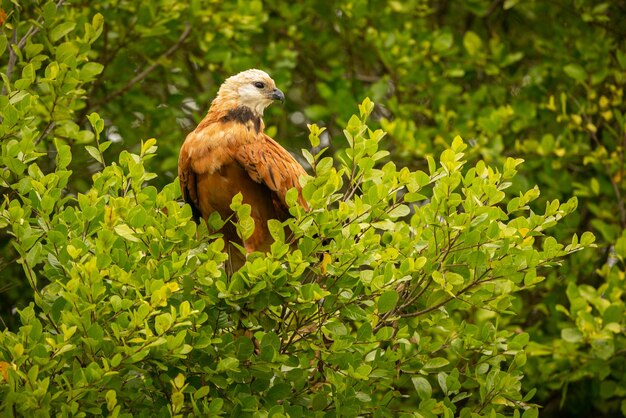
[178,69,307,269]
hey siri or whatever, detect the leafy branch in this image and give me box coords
[1,0,66,97]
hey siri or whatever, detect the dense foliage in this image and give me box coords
[1,0,625,417]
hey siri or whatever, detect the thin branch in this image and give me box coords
[17,0,66,50]
[398,266,526,320]
[394,231,461,315]
[34,121,55,146]
[1,27,18,97]
[398,280,486,319]
[34,95,59,146]
[89,23,192,108]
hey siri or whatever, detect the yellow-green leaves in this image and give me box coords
[230,192,254,241]
[307,123,326,148]
[358,97,375,119]
[0,34,7,58]
[49,22,76,42]
[377,290,399,314]
[463,30,482,56]
[564,63,587,82]
[14,63,35,89]
[0,104,590,418]
[87,112,104,138]
[80,62,104,81]
[114,224,140,242]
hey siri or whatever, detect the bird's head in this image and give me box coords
[214,69,285,116]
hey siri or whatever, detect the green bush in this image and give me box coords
[0,98,593,416]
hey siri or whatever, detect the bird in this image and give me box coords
[178,69,307,270]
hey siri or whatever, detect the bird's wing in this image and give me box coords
[234,134,308,213]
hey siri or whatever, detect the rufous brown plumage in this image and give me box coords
[178,69,307,268]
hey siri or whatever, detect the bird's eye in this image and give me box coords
[253,81,265,89]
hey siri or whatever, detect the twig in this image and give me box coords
[34,95,59,145]
[34,121,55,146]
[398,280,485,319]
[399,267,523,320]
[90,23,192,108]
[398,232,462,312]
[1,27,18,97]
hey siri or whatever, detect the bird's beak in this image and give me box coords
[270,88,285,102]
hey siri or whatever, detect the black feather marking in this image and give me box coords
[220,106,261,133]
[268,165,277,188]
[181,172,202,223]
[182,178,202,223]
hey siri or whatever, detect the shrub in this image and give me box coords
[0,99,593,416]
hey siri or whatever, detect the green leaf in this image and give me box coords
[111,354,122,368]
[358,97,374,119]
[81,62,104,80]
[580,231,596,246]
[155,314,173,335]
[128,206,147,228]
[50,22,76,42]
[92,13,104,31]
[266,383,291,403]
[55,140,72,169]
[444,271,464,286]
[22,63,35,83]
[522,408,539,418]
[114,224,140,242]
[194,386,211,401]
[388,204,410,218]
[312,393,327,411]
[308,124,321,147]
[561,328,583,343]
[504,0,521,9]
[216,357,239,372]
[42,1,57,21]
[106,390,117,412]
[267,219,285,242]
[0,35,7,57]
[322,321,348,337]
[87,112,105,135]
[85,146,103,165]
[463,31,482,56]
[412,377,432,400]
[433,32,453,52]
[424,357,450,369]
[347,114,361,130]
[563,64,587,82]
[140,138,157,156]
[378,290,399,314]
[617,50,626,69]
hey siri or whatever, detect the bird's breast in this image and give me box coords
[195,161,275,218]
